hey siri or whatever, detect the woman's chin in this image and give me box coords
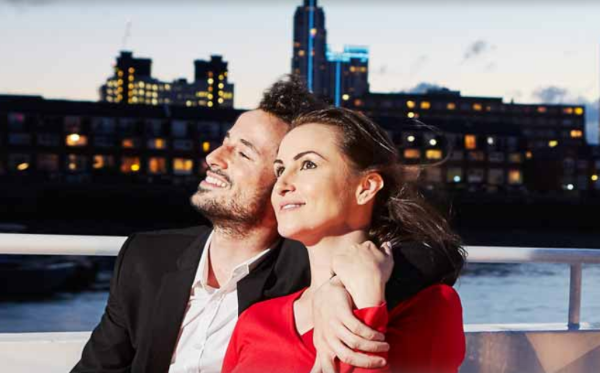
[277,225,307,242]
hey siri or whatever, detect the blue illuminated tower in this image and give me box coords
[291,0,328,95]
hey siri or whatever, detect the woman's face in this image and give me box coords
[271,123,362,245]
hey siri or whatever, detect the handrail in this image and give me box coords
[1,233,599,328]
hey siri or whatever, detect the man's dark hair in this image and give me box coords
[259,74,327,123]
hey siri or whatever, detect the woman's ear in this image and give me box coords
[356,172,384,205]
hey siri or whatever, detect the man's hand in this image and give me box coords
[311,277,389,373]
[332,241,394,309]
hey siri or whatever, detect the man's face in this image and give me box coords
[191,110,289,233]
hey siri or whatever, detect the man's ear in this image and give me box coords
[356,172,384,205]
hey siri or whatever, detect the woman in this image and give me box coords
[222,107,466,373]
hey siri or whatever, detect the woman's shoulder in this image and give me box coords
[238,289,304,326]
[390,283,462,318]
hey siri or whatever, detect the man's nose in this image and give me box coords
[205,145,229,170]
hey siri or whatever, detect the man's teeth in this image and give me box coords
[283,204,303,210]
[206,176,227,187]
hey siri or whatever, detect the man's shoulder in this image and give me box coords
[134,225,211,238]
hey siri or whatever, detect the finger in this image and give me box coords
[320,353,337,373]
[309,356,322,373]
[328,334,386,369]
[334,322,389,352]
[340,312,385,341]
[382,241,393,256]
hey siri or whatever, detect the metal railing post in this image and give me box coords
[568,263,582,329]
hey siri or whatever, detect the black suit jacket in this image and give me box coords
[72,225,453,373]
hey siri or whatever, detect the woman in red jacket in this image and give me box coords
[222,107,466,373]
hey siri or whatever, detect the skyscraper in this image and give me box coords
[292,0,328,96]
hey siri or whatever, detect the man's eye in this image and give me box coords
[274,167,284,178]
[239,152,250,160]
[300,160,316,170]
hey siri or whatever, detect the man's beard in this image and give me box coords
[190,184,273,237]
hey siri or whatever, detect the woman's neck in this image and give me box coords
[305,229,369,293]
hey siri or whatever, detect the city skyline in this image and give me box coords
[1,0,599,143]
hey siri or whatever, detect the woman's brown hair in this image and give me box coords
[292,107,466,285]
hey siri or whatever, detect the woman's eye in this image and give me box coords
[300,160,317,170]
[274,167,284,178]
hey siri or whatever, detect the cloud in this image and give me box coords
[463,40,496,62]
[405,82,451,94]
[532,86,569,104]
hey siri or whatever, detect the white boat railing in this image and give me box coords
[1,233,600,328]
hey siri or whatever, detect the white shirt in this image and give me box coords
[168,231,273,373]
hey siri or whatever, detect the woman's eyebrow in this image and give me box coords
[293,150,327,161]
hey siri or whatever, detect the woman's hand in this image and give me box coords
[332,241,394,309]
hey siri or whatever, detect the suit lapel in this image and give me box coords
[145,229,211,373]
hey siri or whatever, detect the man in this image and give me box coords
[72,76,458,373]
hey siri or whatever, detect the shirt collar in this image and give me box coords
[195,230,279,293]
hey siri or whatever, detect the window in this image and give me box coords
[122,138,140,149]
[173,158,193,175]
[467,151,485,162]
[66,154,87,172]
[426,149,443,160]
[508,153,523,163]
[147,138,167,150]
[464,135,476,150]
[473,103,482,111]
[489,152,505,163]
[92,117,116,134]
[508,169,523,185]
[93,155,115,170]
[94,136,114,148]
[570,130,583,138]
[420,101,431,110]
[37,154,59,172]
[37,133,60,147]
[148,157,167,174]
[488,169,504,185]
[449,151,464,161]
[174,140,193,151]
[425,167,442,183]
[8,154,31,171]
[467,168,485,184]
[145,119,164,137]
[172,120,188,138]
[8,133,31,145]
[196,121,221,140]
[121,157,141,173]
[8,112,26,131]
[66,134,88,147]
[403,149,421,160]
[447,103,456,110]
[447,168,463,183]
[64,116,82,133]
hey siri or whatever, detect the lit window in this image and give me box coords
[403,149,420,159]
[426,149,442,160]
[218,83,224,89]
[420,101,431,110]
[17,162,29,171]
[407,135,415,143]
[218,75,224,81]
[447,103,456,110]
[67,154,87,172]
[509,153,523,163]
[208,101,214,108]
[310,28,317,36]
[148,157,167,174]
[537,106,547,113]
[218,98,224,104]
[447,168,463,183]
[298,50,305,57]
[508,170,523,185]
[563,107,573,114]
[350,66,356,72]
[548,140,558,148]
[429,139,437,146]
[342,94,350,101]
[202,141,211,153]
[173,158,193,175]
[406,101,416,109]
[121,157,140,173]
[66,134,88,147]
[186,101,192,107]
[574,107,584,115]
[148,138,166,149]
[570,130,583,138]
[407,112,415,119]
[526,151,533,159]
[361,67,367,72]
[473,103,482,111]
[487,137,495,145]
[118,71,123,77]
[591,174,598,182]
[465,135,477,150]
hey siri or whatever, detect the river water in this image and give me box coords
[0,262,599,332]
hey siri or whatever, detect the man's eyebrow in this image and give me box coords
[240,138,260,155]
[225,131,260,155]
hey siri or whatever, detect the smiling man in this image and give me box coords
[72,75,458,373]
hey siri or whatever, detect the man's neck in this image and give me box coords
[206,225,280,289]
